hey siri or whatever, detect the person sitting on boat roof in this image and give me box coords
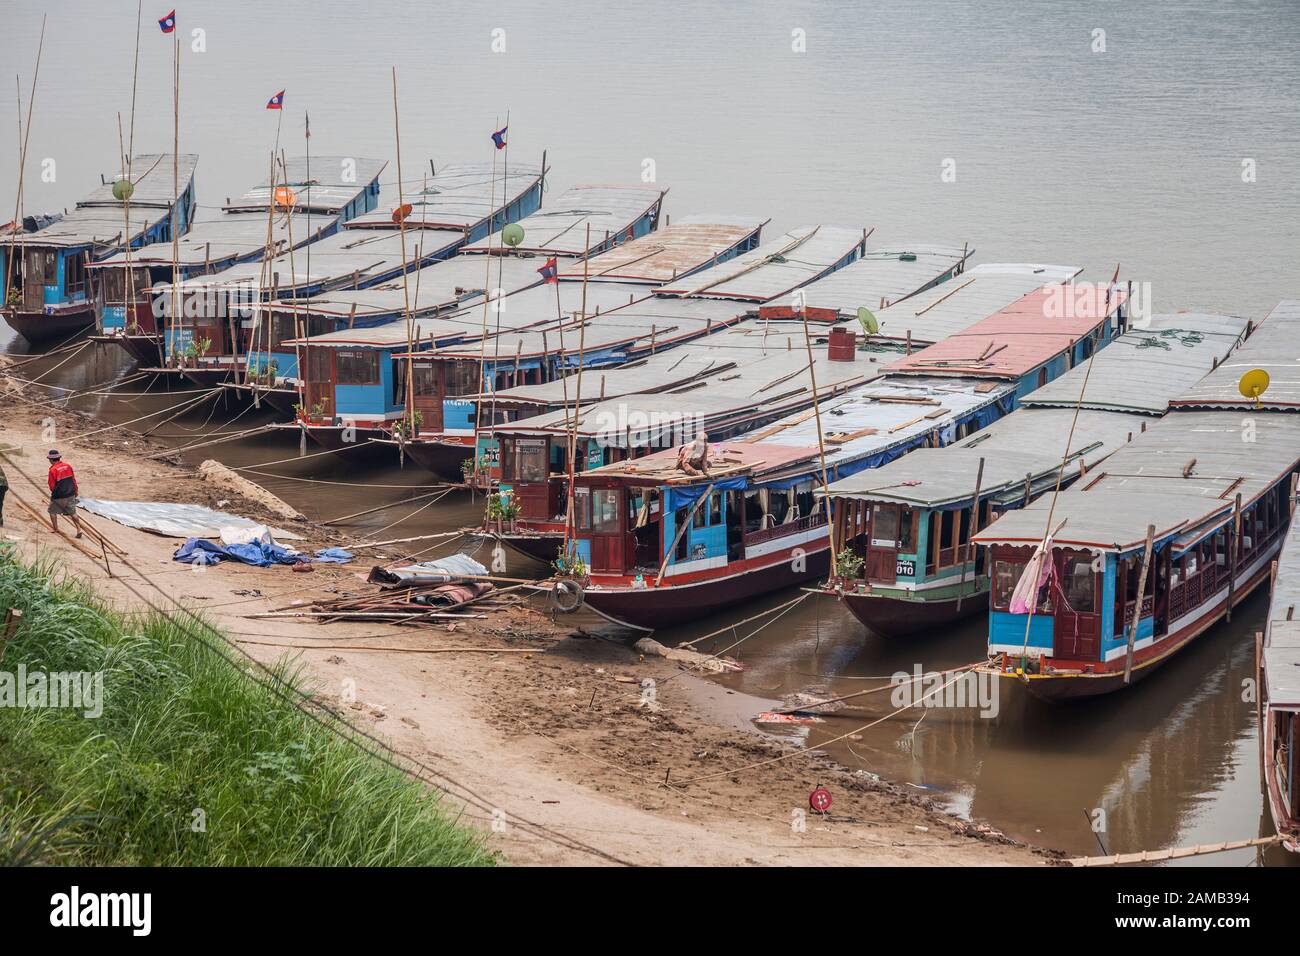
[677,430,711,478]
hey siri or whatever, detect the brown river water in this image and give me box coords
[5,0,1300,866]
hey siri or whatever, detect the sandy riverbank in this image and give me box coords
[0,371,1050,866]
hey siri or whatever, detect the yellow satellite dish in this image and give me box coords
[1238,368,1270,408]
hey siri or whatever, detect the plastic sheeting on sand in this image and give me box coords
[78,499,303,541]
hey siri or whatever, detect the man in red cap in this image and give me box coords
[46,449,83,539]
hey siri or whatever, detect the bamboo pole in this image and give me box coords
[1123,523,1155,684]
[5,15,44,310]
[955,456,985,612]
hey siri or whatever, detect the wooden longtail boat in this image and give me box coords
[487,243,988,561]
[566,285,1125,631]
[2,153,197,343]
[87,156,386,365]
[974,301,1300,701]
[1262,502,1300,853]
[825,312,1250,637]
[151,161,547,386]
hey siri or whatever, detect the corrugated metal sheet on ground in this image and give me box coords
[655,225,864,301]
[463,184,664,255]
[796,242,973,314]
[78,499,302,540]
[222,156,387,213]
[973,412,1300,552]
[562,215,769,283]
[345,162,543,230]
[886,284,1123,379]
[1018,313,1249,414]
[1169,301,1300,411]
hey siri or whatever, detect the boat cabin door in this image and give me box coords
[304,348,335,420]
[587,485,626,575]
[1052,551,1100,660]
[865,503,900,584]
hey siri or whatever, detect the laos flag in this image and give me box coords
[491,126,507,150]
[537,257,558,284]
[158,10,176,33]
[267,90,285,110]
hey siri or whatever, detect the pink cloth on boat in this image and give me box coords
[1009,536,1055,614]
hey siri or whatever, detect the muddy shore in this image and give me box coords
[0,367,1050,865]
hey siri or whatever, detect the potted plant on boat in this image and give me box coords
[487,490,521,533]
[833,547,864,591]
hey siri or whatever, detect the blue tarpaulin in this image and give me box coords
[173,537,300,568]
[667,477,748,511]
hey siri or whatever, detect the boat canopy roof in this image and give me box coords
[269,255,549,321]
[494,346,877,444]
[463,184,665,255]
[826,262,1082,346]
[1020,313,1250,414]
[822,407,1145,509]
[563,215,769,283]
[1266,518,1300,707]
[653,225,864,301]
[585,441,820,486]
[6,153,198,250]
[885,284,1124,379]
[972,411,1300,553]
[484,317,892,411]
[794,242,973,314]
[344,162,543,230]
[92,209,337,269]
[1169,301,1300,411]
[222,156,386,213]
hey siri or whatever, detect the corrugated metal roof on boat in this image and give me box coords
[796,242,973,314]
[497,347,877,441]
[972,412,1300,552]
[270,256,547,321]
[885,284,1124,379]
[77,153,199,208]
[588,441,820,482]
[562,215,769,284]
[462,184,664,255]
[345,162,543,230]
[1269,518,1300,639]
[654,225,865,301]
[830,262,1083,345]
[154,226,468,295]
[7,154,198,249]
[1169,301,1300,411]
[822,407,1146,507]
[746,375,1017,474]
[1266,518,1300,705]
[486,319,891,410]
[222,156,386,213]
[91,210,338,269]
[1019,313,1249,414]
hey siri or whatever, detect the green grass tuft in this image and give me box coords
[0,552,494,866]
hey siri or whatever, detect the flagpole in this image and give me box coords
[5,14,44,316]
[168,17,180,366]
[562,223,592,561]
[486,109,510,462]
[390,67,417,449]
[120,0,141,333]
[470,120,500,497]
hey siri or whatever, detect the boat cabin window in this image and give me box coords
[693,492,721,529]
[444,361,479,396]
[898,507,916,552]
[24,248,56,285]
[591,489,620,533]
[1060,554,1095,613]
[574,488,591,530]
[992,559,1024,609]
[305,348,331,382]
[512,439,548,482]
[871,504,899,546]
[64,253,86,296]
[99,267,152,303]
[336,350,380,386]
[270,313,299,349]
[412,364,437,397]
